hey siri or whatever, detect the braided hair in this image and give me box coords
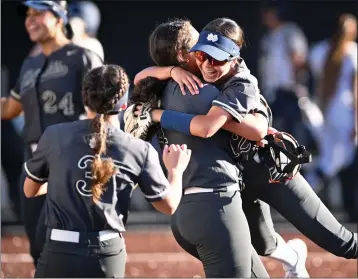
[81,64,129,202]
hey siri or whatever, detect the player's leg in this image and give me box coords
[35,233,126,278]
[174,190,268,278]
[171,212,200,259]
[1,120,24,220]
[257,170,357,259]
[19,167,47,265]
[338,148,358,222]
[242,191,309,278]
[34,205,47,260]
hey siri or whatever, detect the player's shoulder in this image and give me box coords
[64,43,103,64]
[283,22,303,34]
[113,130,155,163]
[45,120,83,136]
[20,52,44,69]
[347,41,357,59]
[74,37,105,61]
[117,130,151,151]
[222,69,259,98]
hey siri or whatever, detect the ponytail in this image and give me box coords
[82,64,130,202]
[90,114,115,202]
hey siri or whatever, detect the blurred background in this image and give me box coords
[1,0,357,277]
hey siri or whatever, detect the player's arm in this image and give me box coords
[1,94,23,120]
[136,143,190,215]
[134,66,203,95]
[151,83,268,141]
[23,180,48,197]
[152,106,266,141]
[286,25,309,82]
[23,127,52,198]
[353,72,357,145]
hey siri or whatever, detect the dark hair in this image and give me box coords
[81,64,129,202]
[130,76,166,105]
[56,1,74,39]
[149,18,194,66]
[203,18,245,49]
[319,14,357,111]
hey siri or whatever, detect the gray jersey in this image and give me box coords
[161,81,241,189]
[160,62,270,189]
[11,43,103,145]
[24,120,170,232]
[214,62,271,163]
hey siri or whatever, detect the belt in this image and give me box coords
[49,229,120,243]
[184,184,241,195]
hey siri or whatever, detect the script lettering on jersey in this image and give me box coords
[76,155,122,197]
[20,68,41,92]
[20,61,69,92]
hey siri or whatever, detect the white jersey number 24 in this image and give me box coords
[42,90,75,116]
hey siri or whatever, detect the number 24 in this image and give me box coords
[42,90,74,116]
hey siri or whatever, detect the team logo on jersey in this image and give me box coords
[207,33,218,42]
[20,61,69,92]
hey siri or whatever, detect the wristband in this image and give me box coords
[160,110,195,135]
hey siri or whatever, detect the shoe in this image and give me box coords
[283,239,310,278]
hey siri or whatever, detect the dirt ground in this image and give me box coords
[1,230,357,278]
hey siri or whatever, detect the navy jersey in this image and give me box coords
[24,120,170,232]
[10,43,103,145]
[214,61,271,162]
[212,60,261,122]
[161,81,241,189]
[159,61,270,189]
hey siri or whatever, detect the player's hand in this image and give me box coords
[163,144,192,173]
[170,67,203,95]
[257,127,279,147]
[267,127,279,135]
[134,104,163,123]
[134,104,142,116]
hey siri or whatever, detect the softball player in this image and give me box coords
[23,64,190,278]
[1,0,103,265]
[134,25,270,279]
[133,17,357,274]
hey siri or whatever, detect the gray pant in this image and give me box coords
[171,190,269,278]
[35,230,126,278]
[243,158,358,259]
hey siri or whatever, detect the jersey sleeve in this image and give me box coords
[137,143,170,202]
[254,95,272,126]
[10,78,22,102]
[24,127,52,183]
[81,48,104,79]
[9,58,31,102]
[212,81,259,122]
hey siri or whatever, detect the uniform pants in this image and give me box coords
[19,147,47,265]
[242,158,357,259]
[171,190,269,278]
[1,120,24,220]
[338,148,358,222]
[35,229,126,278]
